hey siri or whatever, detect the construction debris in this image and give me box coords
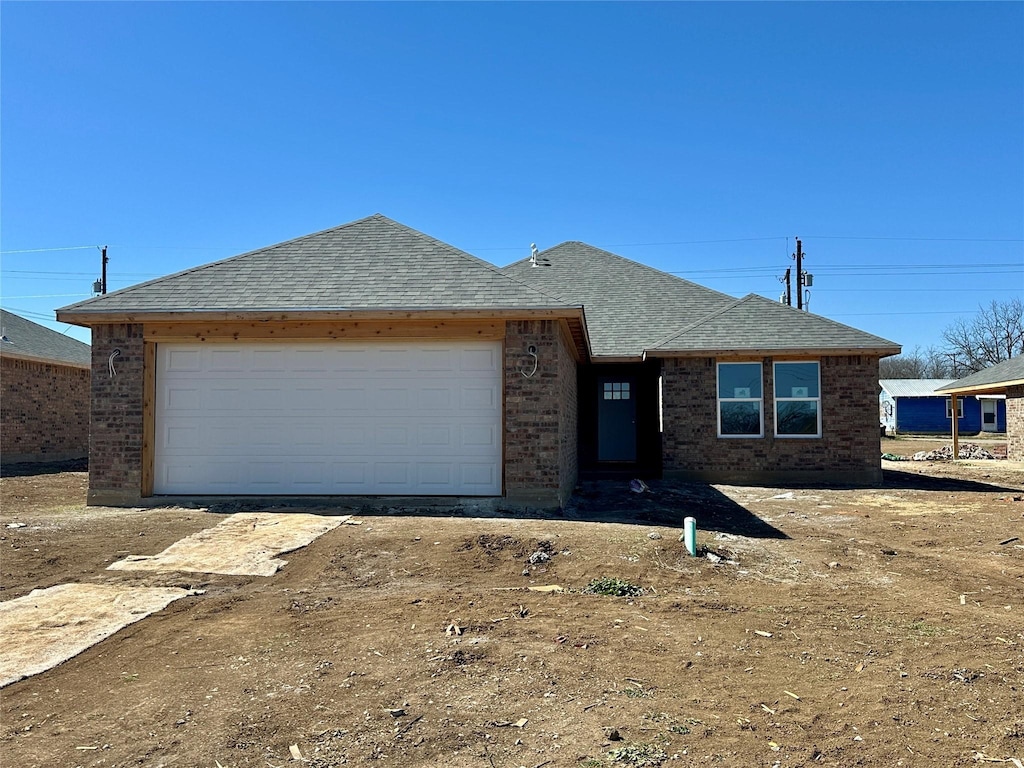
[911,443,997,461]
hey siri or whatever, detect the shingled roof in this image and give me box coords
[504,242,735,358]
[646,294,900,356]
[936,355,1024,395]
[0,310,91,367]
[58,215,574,317]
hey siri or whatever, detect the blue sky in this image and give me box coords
[2,2,1021,351]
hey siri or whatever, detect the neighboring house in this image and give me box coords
[0,309,91,464]
[56,215,900,507]
[937,356,1024,461]
[879,379,1006,435]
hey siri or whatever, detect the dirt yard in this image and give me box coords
[2,447,1022,768]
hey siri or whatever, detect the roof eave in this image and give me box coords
[935,378,1024,396]
[0,349,90,369]
[644,346,901,359]
[55,306,585,327]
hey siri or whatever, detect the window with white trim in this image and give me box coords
[774,361,821,437]
[717,362,763,437]
[945,398,964,419]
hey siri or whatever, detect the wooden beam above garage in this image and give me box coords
[143,319,508,343]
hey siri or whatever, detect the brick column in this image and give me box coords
[1007,385,1024,462]
[504,320,577,507]
[88,324,145,505]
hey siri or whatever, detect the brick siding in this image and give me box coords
[504,320,578,507]
[1007,385,1024,462]
[1,357,89,463]
[88,324,145,505]
[662,354,882,484]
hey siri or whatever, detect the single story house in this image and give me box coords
[1,309,91,464]
[880,378,1006,435]
[56,215,900,507]
[936,356,1024,461]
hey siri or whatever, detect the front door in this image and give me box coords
[597,378,637,461]
[981,399,997,432]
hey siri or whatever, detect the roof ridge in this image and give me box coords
[649,292,900,352]
[60,214,391,311]
[647,294,752,349]
[535,241,737,302]
[59,215,578,314]
[372,218,574,307]
[743,293,899,346]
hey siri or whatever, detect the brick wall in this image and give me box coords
[504,320,578,507]
[662,354,882,484]
[1007,385,1024,462]
[88,324,145,505]
[1,357,90,463]
[557,326,579,504]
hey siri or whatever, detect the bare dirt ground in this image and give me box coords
[2,444,1023,768]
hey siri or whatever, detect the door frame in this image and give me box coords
[577,359,662,475]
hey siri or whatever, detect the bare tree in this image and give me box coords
[879,345,952,378]
[941,298,1024,373]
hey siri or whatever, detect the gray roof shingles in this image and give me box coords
[649,294,900,354]
[503,242,736,357]
[936,355,1024,393]
[57,215,901,360]
[59,215,573,314]
[0,310,91,366]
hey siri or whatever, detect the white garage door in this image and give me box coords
[154,341,502,496]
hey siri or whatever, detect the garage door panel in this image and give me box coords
[461,386,498,409]
[164,348,202,372]
[208,348,245,371]
[460,347,500,372]
[155,341,502,495]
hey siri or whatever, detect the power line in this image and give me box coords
[0,245,98,254]
[0,293,91,299]
[2,270,160,276]
[828,310,982,317]
[804,235,1023,243]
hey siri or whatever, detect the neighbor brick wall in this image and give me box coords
[1007,385,1024,462]
[504,320,578,506]
[1,357,89,463]
[88,324,145,505]
[661,354,882,484]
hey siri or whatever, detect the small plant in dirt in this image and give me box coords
[668,723,690,735]
[607,742,668,766]
[623,686,651,699]
[583,576,644,597]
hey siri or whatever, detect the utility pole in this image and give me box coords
[794,238,804,310]
[101,246,108,294]
[783,267,792,307]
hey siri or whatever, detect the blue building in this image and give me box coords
[880,379,1006,435]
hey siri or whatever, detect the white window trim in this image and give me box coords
[773,360,822,439]
[945,398,964,419]
[717,362,764,438]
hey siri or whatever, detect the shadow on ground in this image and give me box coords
[194,479,789,539]
[881,468,1023,494]
[567,480,789,538]
[0,458,88,479]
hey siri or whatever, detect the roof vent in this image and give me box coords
[528,243,551,268]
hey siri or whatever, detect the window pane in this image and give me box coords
[719,363,762,399]
[720,402,761,435]
[777,401,819,435]
[775,362,819,398]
